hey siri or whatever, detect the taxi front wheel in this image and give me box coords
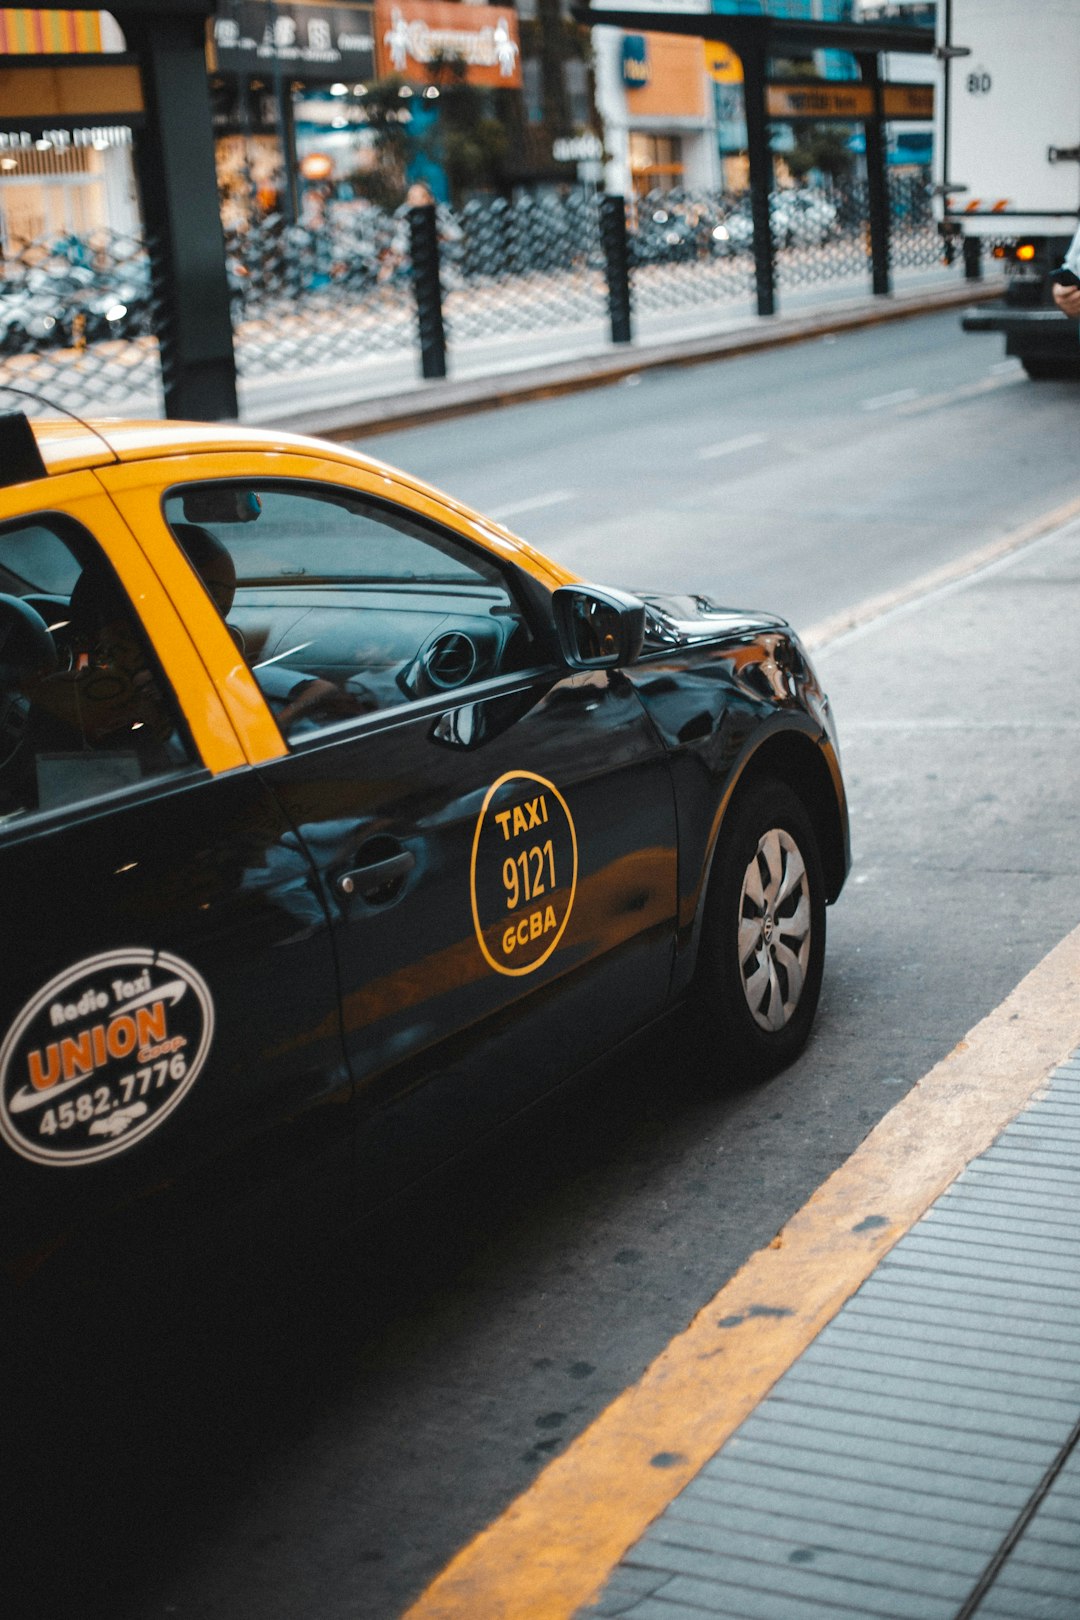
[697,778,826,1084]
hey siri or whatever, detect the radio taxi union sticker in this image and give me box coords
[470,770,577,977]
[0,949,214,1167]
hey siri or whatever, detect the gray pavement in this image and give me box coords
[572,514,1080,1620]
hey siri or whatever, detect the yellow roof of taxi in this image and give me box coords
[31,417,382,476]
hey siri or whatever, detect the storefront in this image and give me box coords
[0,8,141,258]
[207,0,526,221]
[207,1,377,226]
[592,23,721,200]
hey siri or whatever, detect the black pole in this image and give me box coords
[962,234,982,280]
[742,38,775,318]
[124,8,238,420]
[858,52,891,297]
[599,194,633,345]
[409,204,447,380]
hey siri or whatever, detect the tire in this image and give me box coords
[696,778,826,1083]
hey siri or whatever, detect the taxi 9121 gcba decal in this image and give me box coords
[0,949,214,1167]
[471,771,578,977]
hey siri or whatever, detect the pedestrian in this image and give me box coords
[1049,224,1080,318]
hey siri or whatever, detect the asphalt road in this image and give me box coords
[14,311,1080,1620]
[365,309,1076,636]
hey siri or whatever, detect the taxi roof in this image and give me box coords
[30,416,398,477]
[24,416,577,588]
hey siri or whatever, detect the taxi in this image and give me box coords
[0,409,849,1277]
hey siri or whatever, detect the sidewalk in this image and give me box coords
[250,269,1006,442]
[583,1049,1080,1620]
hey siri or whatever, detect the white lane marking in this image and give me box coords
[695,432,768,460]
[488,489,576,521]
[897,371,1026,416]
[861,387,919,411]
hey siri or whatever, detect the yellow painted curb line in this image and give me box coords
[402,921,1080,1620]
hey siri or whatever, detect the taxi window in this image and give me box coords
[163,481,535,739]
[0,516,197,829]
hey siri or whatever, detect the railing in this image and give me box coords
[2,178,966,421]
[0,228,164,417]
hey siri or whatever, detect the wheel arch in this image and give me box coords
[727,728,849,906]
[678,721,848,993]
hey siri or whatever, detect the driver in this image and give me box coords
[172,523,368,735]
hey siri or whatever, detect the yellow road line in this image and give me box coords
[402,921,1080,1620]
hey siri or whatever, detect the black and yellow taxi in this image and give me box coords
[0,409,849,1278]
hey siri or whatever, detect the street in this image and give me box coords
[14,310,1080,1620]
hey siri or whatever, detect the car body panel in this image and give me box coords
[0,416,849,1279]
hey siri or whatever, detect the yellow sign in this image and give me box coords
[766,83,873,119]
[883,83,934,119]
[703,41,742,85]
[470,771,578,979]
[765,81,934,121]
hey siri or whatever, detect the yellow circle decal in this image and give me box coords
[470,771,578,977]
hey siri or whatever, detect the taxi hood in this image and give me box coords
[638,592,789,649]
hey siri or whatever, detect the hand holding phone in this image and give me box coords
[1051,267,1080,287]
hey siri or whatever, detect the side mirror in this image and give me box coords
[552,584,646,670]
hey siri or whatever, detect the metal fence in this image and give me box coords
[0,228,164,417]
[2,178,965,421]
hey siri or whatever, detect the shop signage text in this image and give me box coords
[0,126,133,151]
[766,81,934,121]
[552,133,603,163]
[621,34,649,89]
[211,2,376,80]
[374,0,521,88]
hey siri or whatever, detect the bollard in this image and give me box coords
[409,204,447,380]
[599,194,633,346]
[963,235,983,281]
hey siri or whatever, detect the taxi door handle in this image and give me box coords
[337,845,415,903]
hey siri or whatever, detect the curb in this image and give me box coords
[265,279,1007,443]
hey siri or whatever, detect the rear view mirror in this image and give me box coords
[181,486,262,525]
[552,585,646,670]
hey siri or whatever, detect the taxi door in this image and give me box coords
[0,475,350,1272]
[254,667,679,1202]
[102,452,679,1208]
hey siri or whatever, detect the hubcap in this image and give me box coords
[737,827,811,1033]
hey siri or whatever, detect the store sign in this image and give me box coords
[621,35,649,89]
[703,41,742,85]
[552,133,603,164]
[882,83,934,120]
[766,83,873,120]
[765,81,934,121]
[211,2,376,80]
[0,126,133,151]
[374,0,521,88]
[0,9,122,54]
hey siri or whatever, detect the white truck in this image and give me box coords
[934,0,1080,377]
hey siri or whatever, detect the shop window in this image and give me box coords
[629,133,683,197]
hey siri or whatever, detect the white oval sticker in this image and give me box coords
[0,949,215,1167]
